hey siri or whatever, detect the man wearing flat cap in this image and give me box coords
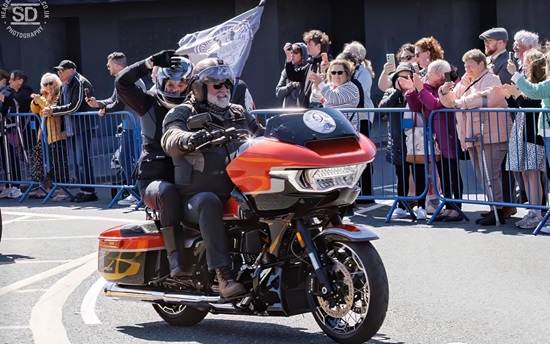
[479,27,519,217]
[43,59,98,202]
[479,27,514,85]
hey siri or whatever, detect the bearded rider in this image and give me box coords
[161,58,264,300]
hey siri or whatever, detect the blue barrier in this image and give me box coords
[427,108,550,235]
[0,111,141,208]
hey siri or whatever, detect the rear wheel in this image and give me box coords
[306,241,388,344]
[152,303,208,326]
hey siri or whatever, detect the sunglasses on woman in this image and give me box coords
[42,81,54,87]
[400,55,414,61]
[330,70,345,75]
[212,80,233,90]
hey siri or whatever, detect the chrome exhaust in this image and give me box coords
[104,282,220,305]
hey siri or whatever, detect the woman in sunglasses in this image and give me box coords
[29,73,70,200]
[378,43,417,92]
[309,59,360,125]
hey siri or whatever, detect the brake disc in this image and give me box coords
[316,260,354,318]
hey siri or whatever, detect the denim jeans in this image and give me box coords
[68,130,95,193]
[119,129,137,185]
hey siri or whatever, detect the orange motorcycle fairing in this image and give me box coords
[226,134,375,195]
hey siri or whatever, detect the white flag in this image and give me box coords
[176,0,265,77]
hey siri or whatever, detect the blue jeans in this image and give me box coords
[119,129,137,185]
[68,130,95,193]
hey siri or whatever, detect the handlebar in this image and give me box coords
[188,127,250,151]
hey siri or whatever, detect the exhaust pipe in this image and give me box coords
[104,282,220,306]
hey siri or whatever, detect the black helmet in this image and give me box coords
[190,58,236,103]
[156,56,194,109]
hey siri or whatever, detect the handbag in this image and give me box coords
[404,109,441,164]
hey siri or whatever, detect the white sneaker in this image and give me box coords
[391,208,408,219]
[426,199,440,215]
[0,187,11,198]
[519,212,543,230]
[539,226,550,234]
[416,207,427,220]
[8,187,22,199]
[515,211,535,228]
[118,194,139,206]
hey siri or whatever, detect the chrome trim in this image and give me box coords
[104,282,219,304]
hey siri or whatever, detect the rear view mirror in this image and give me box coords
[187,113,212,130]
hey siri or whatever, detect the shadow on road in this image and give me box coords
[117,318,403,343]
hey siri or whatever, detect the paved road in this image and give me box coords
[1,196,549,344]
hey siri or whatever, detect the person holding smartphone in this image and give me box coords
[403,59,464,222]
[285,29,331,108]
[277,42,309,107]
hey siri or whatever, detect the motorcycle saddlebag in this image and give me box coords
[98,221,165,285]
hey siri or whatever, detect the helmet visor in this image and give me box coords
[196,64,236,87]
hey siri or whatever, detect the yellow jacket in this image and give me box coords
[30,95,66,143]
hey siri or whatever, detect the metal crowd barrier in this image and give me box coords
[0,111,141,208]
[427,108,550,235]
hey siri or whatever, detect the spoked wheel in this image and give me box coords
[306,241,388,344]
[152,303,208,326]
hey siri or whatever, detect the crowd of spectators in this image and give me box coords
[2,26,550,233]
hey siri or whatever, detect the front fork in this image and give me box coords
[295,219,335,296]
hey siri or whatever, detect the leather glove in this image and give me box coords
[150,49,176,68]
[188,129,211,149]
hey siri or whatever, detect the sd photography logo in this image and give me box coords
[1,0,49,39]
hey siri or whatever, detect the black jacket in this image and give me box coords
[52,72,95,133]
[1,83,34,115]
[116,60,174,182]
[285,54,326,108]
[162,101,263,198]
[379,88,407,166]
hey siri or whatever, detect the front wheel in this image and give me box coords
[152,303,208,326]
[306,241,389,344]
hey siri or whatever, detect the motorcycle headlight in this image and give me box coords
[301,164,366,192]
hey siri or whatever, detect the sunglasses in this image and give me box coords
[42,81,54,87]
[414,51,426,57]
[330,70,345,75]
[212,80,233,90]
[401,55,414,61]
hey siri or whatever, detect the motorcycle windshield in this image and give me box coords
[264,108,359,146]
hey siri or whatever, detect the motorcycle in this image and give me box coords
[98,107,388,344]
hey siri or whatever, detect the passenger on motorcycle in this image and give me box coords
[161,58,264,300]
[116,49,192,278]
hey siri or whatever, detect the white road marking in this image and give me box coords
[0,326,31,330]
[0,253,96,298]
[30,259,97,344]
[2,215,34,225]
[2,210,144,224]
[14,289,48,293]
[354,200,394,214]
[3,236,98,241]
[81,277,106,325]
[11,260,71,264]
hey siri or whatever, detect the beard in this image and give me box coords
[485,46,497,56]
[207,92,230,108]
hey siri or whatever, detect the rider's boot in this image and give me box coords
[215,266,246,299]
[161,225,185,278]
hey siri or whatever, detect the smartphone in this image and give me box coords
[386,53,396,68]
[509,51,514,61]
[84,88,90,98]
[410,63,420,73]
[321,52,329,64]
[444,71,452,83]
